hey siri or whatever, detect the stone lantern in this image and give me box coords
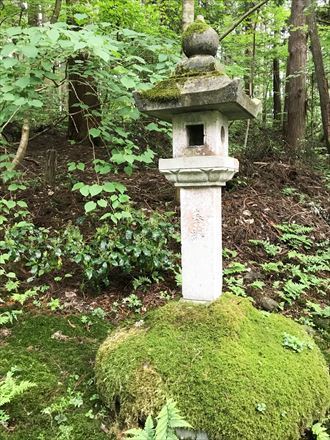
[134,17,261,303]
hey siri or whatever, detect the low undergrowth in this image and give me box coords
[0,313,111,439]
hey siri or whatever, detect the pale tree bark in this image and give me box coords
[11,119,30,169]
[306,0,330,153]
[284,0,308,150]
[182,0,194,31]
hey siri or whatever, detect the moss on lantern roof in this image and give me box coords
[95,294,330,439]
[182,19,211,39]
[139,70,225,103]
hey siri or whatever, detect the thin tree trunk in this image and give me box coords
[306,0,330,152]
[273,57,281,123]
[182,0,194,31]
[11,119,29,169]
[284,0,308,150]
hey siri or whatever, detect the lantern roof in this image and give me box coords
[134,17,261,122]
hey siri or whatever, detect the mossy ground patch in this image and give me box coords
[0,313,112,439]
[95,294,330,440]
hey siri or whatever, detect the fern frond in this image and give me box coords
[0,369,36,408]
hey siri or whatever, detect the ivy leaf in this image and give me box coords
[84,201,97,213]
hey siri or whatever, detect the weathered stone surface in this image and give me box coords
[176,428,208,439]
[172,111,229,157]
[180,187,222,302]
[159,156,239,187]
[134,76,261,121]
[258,296,279,312]
[183,27,219,57]
[177,55,219,74]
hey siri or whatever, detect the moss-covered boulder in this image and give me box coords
[95,294,330,440]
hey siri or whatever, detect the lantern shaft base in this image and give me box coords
[180,187,222,302]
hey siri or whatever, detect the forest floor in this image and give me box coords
[0,132,329,439]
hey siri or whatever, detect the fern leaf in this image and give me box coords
[144,415,155,438]
[0,370,36,408]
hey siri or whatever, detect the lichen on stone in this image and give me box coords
[95,294,330,440]
[182,19,211,39]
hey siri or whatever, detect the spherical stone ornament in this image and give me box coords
[183,20,219,58]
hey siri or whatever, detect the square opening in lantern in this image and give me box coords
[187,124,204,147]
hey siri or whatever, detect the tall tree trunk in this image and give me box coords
[66,0,100,143]
[284,0,308,149]
[182,0,194,31]
[273,57,281,123]
[27,2,39,26]
[306,0,330,152]
[51,0,62,23]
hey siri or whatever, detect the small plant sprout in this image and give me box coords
[91,307,107,319]
[249,239,281,257]
[282,333,313,353]
[47,298,62,311]
[122,294,142,313]
[255,403,267,413]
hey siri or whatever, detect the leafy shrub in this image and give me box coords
[66,209,179,289]
[0,209,179,291]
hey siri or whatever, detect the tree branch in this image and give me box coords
[218,0,270,42]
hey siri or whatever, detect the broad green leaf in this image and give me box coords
[21,45,39,58]
[89,128,101,138]
[72,182,84,191]
[47,28,60,43]
[89,184,103,197]
[1,44,16,57]
[84,201,97,213]
[2,58,18,68]
[15,77,31,89]
[80,186,90,197]
[97,199,108,208]
[103,182,116,193]
[120,76,136,89]
[30,100,43,108]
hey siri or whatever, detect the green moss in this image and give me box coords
[0,313,111,439]
[139,78,181,103]
[182,19,211,39]
[139,70,224,103]
[95,294,330,440]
